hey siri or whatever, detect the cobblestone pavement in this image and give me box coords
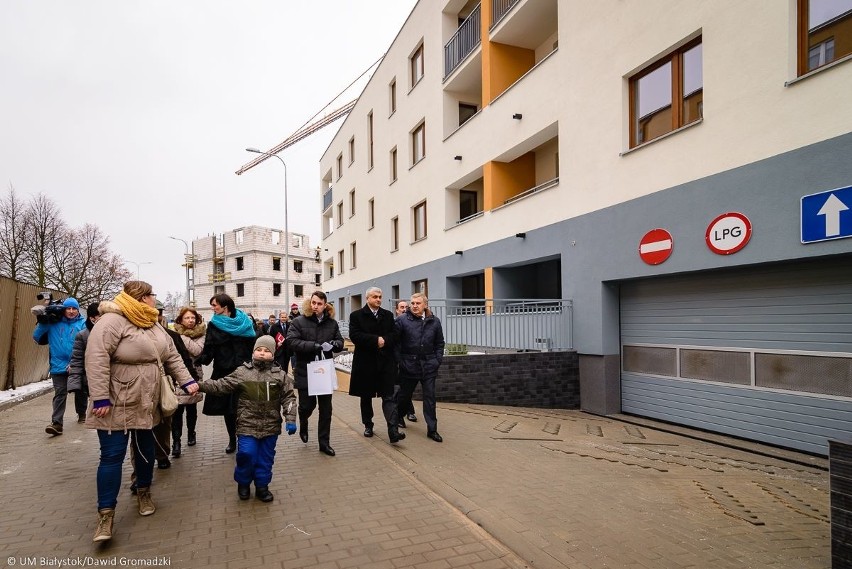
[0,389,830,569]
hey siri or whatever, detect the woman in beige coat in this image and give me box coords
[86,281,196,543]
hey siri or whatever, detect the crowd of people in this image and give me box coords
[33,282,445,544]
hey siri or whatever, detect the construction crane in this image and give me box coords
[234,99,356,175]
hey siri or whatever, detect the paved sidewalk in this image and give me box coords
[0,389,830,569]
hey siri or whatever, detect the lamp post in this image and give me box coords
[168,236,192,306]
[245,147,290,311]
[128,261,152,280]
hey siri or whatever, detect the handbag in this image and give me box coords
[307,353,337,396]
[144,329,179,417]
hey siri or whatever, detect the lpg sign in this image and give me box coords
[705,212,752,255]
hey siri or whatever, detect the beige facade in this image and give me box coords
[192,226,321,322]
[318,0,852,306]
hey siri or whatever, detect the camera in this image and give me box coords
[31,292,66,324]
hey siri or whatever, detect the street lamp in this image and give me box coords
[128,261,152,280]
[245,147,290,311]
[168,236,192,306]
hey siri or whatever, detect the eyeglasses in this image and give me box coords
[145,293,157,298]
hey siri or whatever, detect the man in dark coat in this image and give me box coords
[395,292,445,442]
[349,287,404,444]
[267,310,289,371]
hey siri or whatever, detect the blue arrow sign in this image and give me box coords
[801,185,852,243]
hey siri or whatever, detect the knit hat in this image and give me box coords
[291,303,299,309]
[254,335,276,354]
[62,297,80,309]
[155,299,165,312]
[87,302,101,319]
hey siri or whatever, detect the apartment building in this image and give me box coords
[317,0,852,455]
[192,226,322,322]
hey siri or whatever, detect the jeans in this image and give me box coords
[234,434,278,487]
[96,429,155,510]
[51,373,86,425]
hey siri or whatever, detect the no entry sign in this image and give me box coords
[706,212,752,255]
[639,228,673,265]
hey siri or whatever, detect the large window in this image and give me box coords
[336,154,343,180]
[629,38,703,148]
[336,202,344,227]
[337,250,344,274]
[294,260,303,273]
[412,122,426,165]
[410,44,424,87]
[235,256,244,271]
[413,201,427,242]
[294,284,304,298]
[272,257,281,271]
[236,283,245,297]
[799,0,852,75]
[273,283,281,297]
[459,190,478,221]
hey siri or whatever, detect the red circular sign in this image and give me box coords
[639,228,674,265]
[705,212,752,255]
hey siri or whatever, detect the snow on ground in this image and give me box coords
[0,379,52,404]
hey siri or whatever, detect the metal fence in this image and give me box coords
[388,298,573,352]
[444,3,481,78]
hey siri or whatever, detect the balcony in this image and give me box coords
[322,188,333,212]
[444,3,481,78]
[490,0,520,29]
[208,272,231,283]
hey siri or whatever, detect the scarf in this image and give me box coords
[210,308,256,338]
[174,322,206,339]
[113,292,159,329]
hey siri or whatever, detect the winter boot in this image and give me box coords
[255,486,274,502]
[137,487,156,516]
[93,508,114,542]
[187,431,196,446]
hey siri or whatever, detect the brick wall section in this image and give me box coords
[420,351,580,409]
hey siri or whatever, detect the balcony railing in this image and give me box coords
[491,0,520,29]
[322,188,333,211]
[444,3,481,78]
[207,272,231,283]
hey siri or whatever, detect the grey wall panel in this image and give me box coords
[622,374,852,455]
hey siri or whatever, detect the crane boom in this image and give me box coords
[235,99,357,175]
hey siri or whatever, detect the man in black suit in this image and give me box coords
[348,287,404,444]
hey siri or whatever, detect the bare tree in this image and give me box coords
[21,193,64,287]
[162,291,185,322]
[0,185,30,280]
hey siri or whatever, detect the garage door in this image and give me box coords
[620,258,852,455]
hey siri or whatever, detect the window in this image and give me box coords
[337,250,345,274]
[413,201,427,242]
[235,256,244,271]
[367,111,374,169]
[214,285,224,295]
[350,242,357,269]
[273,283,281,297]
[236,283,245,297]
[391,285,400,302]
[271,231,280,245]
[336,154,343,180]
[459,103,478,126]
[629,38,703,148]
[412,122,426,164]
[391,216,399,251]
[390,147,398,182]
[389,79,397,114]
[799,1,852,74]
[337,202,344,227]
[314,273,321,286]
[413,278,428,297]
[459,190,478,221]
[294,284,304,298]
[235,229,244,244]
[410,44,424,87]
[349,189,356,217]
[368,198,375,229]
[348,137,355,165]
[294,260,303,273]
[273,256,281,271]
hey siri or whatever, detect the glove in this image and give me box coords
[285,422,297,435]
[321,342,333,352]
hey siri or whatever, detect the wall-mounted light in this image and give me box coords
[455,250,463,255]
[512,113,523,120]
[454,155,462,161]
[515,232,526,238]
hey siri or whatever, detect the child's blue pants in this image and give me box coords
[234,434,278,487]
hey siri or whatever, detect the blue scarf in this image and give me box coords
[210,309,256,338]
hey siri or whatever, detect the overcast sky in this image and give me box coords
[0,0,416,297]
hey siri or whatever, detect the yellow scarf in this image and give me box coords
[114,292,159,329]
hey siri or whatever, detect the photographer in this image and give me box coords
[33,297,86,436]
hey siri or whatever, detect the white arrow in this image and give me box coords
[817,193,849,237]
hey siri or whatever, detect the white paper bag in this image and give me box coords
[307,357,336,396]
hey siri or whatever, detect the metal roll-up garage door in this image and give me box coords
[620,257,852,455]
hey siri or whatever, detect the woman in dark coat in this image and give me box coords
[197,293,256,453]
[287,291,344,456]
[348,287,403,444]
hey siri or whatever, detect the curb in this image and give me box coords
[0,384,53,412]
